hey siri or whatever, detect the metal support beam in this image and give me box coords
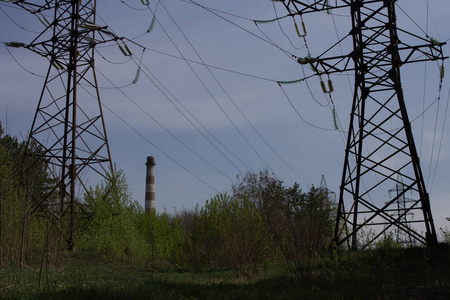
[276,0,445,249]
[12,0,116,250]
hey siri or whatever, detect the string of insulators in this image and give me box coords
[80,22,101,30]
[320,79,334,93]
[277,78,304,85]
[254,18,278,24]
[440,64,445,79]
[332,106,339,130]
[133,68,141,84]
[147,16,156,33]
[293,18,307,37]
[118,41,132,56]
[141,0,150,5]
[325,0,332,14]
[327,79,334,92]
[6,41,26,48]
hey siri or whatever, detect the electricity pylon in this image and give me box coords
[319,175,336,205]
[276,0,446,249]
[387,175,415,246]
[8,0,122,250]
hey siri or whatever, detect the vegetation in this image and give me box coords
[0,124,54,269]
[1,125,449,299]
[1,245,449,299]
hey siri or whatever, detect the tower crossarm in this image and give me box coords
[300,42,446,76]
[8,0,53,14]
[283,0,447,77]
[297,34,447,77]
[278,0,351,15]
[11,1,122,65]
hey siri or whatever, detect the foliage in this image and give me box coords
[188,193,269,277]
[80,165,146,264]
[0,123,56,268]
[269,185,335,286]
[79,166,187,269]
[374,232,402,250]
[232,169,285,214]
[232,169,336,285]
[1,245,450,299]
[136,211,187,269]
[441,224,450,245]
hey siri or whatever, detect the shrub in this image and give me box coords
[189,193,269,278]
[80,166,146,264]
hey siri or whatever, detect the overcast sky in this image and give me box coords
[1,0,449,234]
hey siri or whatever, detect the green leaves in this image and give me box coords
[231,169,336,284]
[189,193,268,277]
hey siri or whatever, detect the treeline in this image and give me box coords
[79,168,336,282]
[0,125,336,282]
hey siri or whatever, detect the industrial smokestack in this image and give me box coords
[145,156,156,213]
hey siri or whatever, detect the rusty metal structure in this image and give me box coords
[8,0,120,250]
[276,0,446,249]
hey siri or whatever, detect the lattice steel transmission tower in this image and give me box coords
[276,0,446,249]
[319,175,336,205]
[8,0,121,249]
[387,175,415,246]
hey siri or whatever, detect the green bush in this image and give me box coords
[188,193,269,277]
[80,166,146,265]
[136,211,187,269]
[0,124,58,268]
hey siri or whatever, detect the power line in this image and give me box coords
[180,0,256,22]
[271,1,305,50]
[95,67,237,183]
[125,52,248,174]
[430,77,450,192]
[146,3,277,175]
[159,1,310,184]
[185,0,297,60]
[97,1,284,178]
[278,83,336,132]
[95,5,254,175]
[2,43,45,78]
[0,6,40,33]
[124,42,278,83]
[98,95,220,194]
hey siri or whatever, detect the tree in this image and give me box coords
[232,169,336,285]
[80,165,144,263]
[232,169,285,211]
[0,123,55,267]
[136,211,187,270]
[189,193,269,277]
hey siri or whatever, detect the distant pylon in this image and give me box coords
[387,175,415,246]
[9,0,122,250]
[319,175,336,205]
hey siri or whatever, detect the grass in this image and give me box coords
[1,245,449,299]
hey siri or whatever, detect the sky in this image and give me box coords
[1,0,450,237]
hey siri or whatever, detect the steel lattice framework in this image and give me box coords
[276,0,446,249]
[10,0,120,249]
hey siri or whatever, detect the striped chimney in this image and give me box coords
[145,156,156,213]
